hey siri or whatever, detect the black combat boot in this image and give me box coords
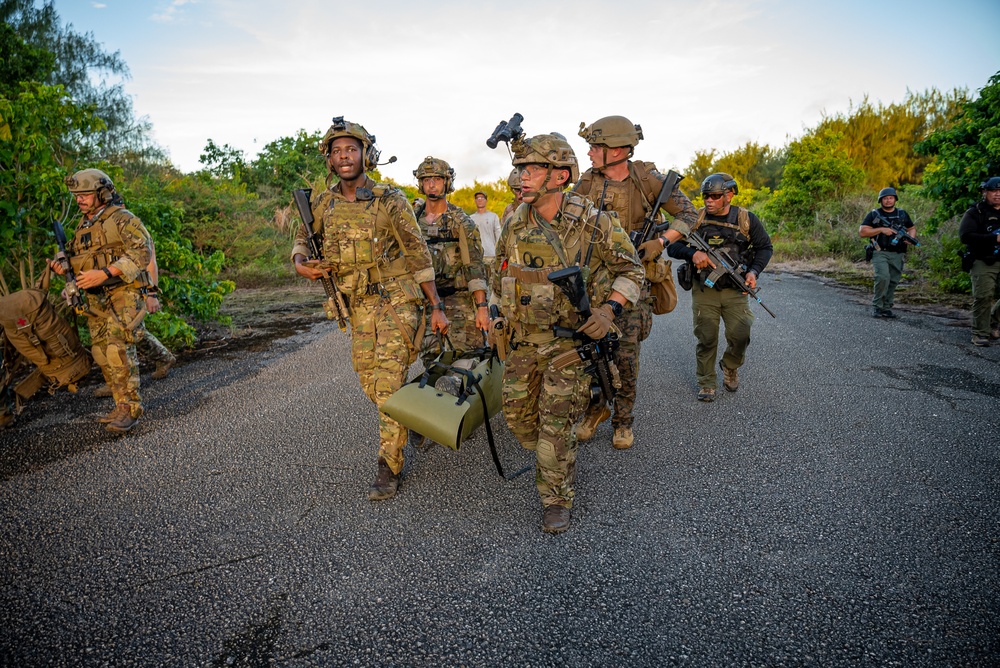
[368,458,400,501]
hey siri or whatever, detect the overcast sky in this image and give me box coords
[56,0,1000,188]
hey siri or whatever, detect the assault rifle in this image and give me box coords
[874,212,919,248]
[548,266,621,402]
[293,188,350,330]
[687,231,777,318]
[52,220,88,315]
[631,170,682,259]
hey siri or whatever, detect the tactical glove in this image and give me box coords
[638,238,664,261]
[578,303,616,340]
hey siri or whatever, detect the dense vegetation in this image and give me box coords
[3,1,999,350]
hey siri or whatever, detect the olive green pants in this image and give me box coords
[692,285,754,390]
[872,250,905,311]
[969,259,1000,337]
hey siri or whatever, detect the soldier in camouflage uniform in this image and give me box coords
[574,116,697,449]
[292,117,448,500]
[48,169,153,433]
[94,239,175,398]
[489,134,643,533]
[412,157,489,366]
[500,168,522,227]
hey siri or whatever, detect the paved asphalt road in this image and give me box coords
[1,273,998,667]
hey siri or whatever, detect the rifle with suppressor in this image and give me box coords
[548,266,621,402]
[687,231,777,318]
[874,212,919,248]
[52,219,88,315]
[292,188,350,331]
[631,170,682,259]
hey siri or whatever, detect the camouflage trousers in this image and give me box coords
[351,288,419,475]
[139,331,176,366]
[84,287,146,417]
[692,285,754,389]
[420,292,484,367]
[502,336,590,509]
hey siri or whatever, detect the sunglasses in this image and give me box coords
[703,193,726,201]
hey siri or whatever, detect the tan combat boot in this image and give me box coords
[106,404,139,433]
[151,356,176,380]
[720,360,739,392]
[612,427,634,450]
[368,458,400,501]
[542,505,570,534]
[575,403,611,442]
[98,403,127,424]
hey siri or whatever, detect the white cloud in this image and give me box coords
[151,0,198,24]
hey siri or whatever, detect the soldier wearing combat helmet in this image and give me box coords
[574,115,697,449]
[48,168,153,432]
[291,117,448,500]
[500,168,523,227]
[859,186,917,319]
[959,176,1000,346]
[412,156,489,369]
[489,133,644,533]
[667,173,772,401]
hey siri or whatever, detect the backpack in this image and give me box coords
[0,288,92,395]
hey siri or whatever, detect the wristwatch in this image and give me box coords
[604,300,623,318]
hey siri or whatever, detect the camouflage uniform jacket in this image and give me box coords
[414,201,488,296]
[68,205,152,287]
[575,161,696,238]
[291,177,434,303]
[490,193,643,339]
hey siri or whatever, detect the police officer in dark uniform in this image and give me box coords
[667,173,772,401]
[959,176,1000,347]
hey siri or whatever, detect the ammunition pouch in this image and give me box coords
[865,243,875,263]
[960,250,974,272]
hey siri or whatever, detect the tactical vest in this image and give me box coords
[414,202,472,291]
[967,202,1000,262]
[68,206,150,288]
[692,207,753,282]
[868,208,912,253]
[317,184,412,297]
[575,161,664,232]
[499,194,597,332]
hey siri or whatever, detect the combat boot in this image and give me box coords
[98,403,128,424]
[575,403,611,442]
[720,360,739,392]
[542,505,570,534]
[151,356,176,380]
[105,404,139,433]
[368,458,400,501]
[612,427,634,450]
[991,327,1000,340]
[697,387,716,402]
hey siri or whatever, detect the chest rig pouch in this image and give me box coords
[416,204,471,291]
[500,196,588,330]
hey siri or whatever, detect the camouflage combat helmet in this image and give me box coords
[507,168,521,192]
[319,116,381,172]
[980,177,1000,190]
[702,173,739,196]
[65,169,117,205]
[578,116,643,149]
[512,133,580,187]
[877,187,898,203]
[413,156,456,194]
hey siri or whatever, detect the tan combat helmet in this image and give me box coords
[319,116,381,172]
[65,169,117,204]
[578,115,643,149]
[507,168,521,193]
[512,133,580,198]
[413,156,456,195]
